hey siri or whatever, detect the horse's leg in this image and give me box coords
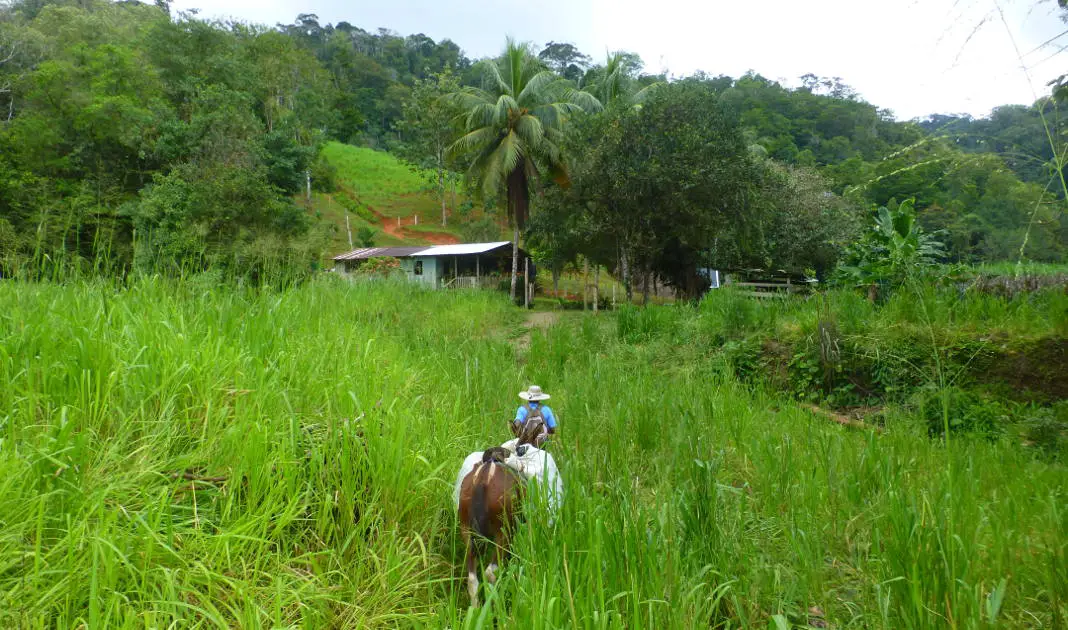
[464,535,479,607]
[484,541,499,584]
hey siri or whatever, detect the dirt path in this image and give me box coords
[514,311,561,356]
[369,206,459,245]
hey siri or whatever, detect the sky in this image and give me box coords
[169,0,1068,120]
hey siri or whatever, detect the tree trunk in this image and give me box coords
[439,167,446,226]
[510,223,519,302]
[594,264,600,313]
[507,164,530,230]
[451,175,457,212]
[583,258,589,311]
[642,269,650,306]
[621,246,632,302]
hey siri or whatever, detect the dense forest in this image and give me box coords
[0,0,1065,285]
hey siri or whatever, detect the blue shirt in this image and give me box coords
[514,402,557,429]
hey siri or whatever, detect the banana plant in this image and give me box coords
[834,198,946,299]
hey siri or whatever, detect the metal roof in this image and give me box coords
[410,241,513,257]
[333,247,425,261]
[333,242,522,261]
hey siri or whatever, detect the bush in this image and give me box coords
[1022,402,1068,461]
[336,192,377,224]
[617,304,684,343]
[461,216,501,242]
[356,227,376,247]
[310,153,339,193]
[916,386,1009,438]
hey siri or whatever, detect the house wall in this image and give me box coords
[402,256,440,287]
[397,250,524,288]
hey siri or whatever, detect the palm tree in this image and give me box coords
[446,38,600,300]
[582,52,661,108]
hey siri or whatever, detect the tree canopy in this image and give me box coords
[0,0,1064,283]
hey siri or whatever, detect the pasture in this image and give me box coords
[0,277,1064,628]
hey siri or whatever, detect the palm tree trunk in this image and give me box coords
[506,165,529,304]
[510,223,519,302]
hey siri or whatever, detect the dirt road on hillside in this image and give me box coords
[369,207,459,245]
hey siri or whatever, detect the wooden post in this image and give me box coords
[345,213,353,249]
[397,216,401,228]
[612,282,616,310]
[476,256,480,285]
[594,265,600,313]
[524,257,530,309]
[414,214,418,226]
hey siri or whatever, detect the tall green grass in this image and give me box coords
[1,277,1064,627]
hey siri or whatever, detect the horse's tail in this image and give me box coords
[469,462,492,540]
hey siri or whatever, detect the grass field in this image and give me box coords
[968,261,1068,277]
[320,142,446,220]
[0,277,1065,628]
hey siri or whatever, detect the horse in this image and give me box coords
[512,412,549,449]
[456,446,525,607]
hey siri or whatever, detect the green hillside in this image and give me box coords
[321,142,439,219]
[310,142,500,255]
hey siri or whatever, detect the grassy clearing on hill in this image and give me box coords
[308,191,409,251]
[310,142,485,253]
[0,277,1064,628]
[320,142,443,220]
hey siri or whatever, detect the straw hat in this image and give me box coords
[518,385,550,401]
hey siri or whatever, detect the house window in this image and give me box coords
[414,260,423,276]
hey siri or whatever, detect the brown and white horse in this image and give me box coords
[456,446,525,606]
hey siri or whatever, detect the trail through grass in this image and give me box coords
[0,277,1064,628]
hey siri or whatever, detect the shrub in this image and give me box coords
[916,386,1009,438]
[336,192,377,224]
[1021,402,1068,461]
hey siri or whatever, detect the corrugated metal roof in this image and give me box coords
[333,247,424,261]
[410,241,512,256]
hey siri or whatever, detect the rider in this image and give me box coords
[512,385,557,447]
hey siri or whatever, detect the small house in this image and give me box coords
[332,241,533,290]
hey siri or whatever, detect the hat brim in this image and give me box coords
[518,392,550,401]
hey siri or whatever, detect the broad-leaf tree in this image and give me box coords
[568,79,760,299]
[394,66,463,226]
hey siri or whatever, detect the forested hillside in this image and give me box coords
[0,0,1065,281]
